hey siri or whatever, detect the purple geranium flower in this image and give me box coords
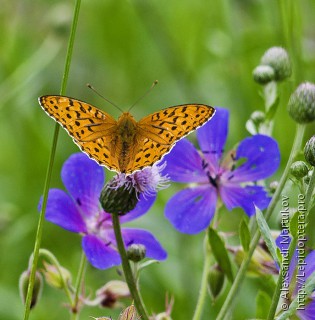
[163,108,280,234]
[39,153,167,269]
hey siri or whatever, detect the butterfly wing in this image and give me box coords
[39,95,120,171]
[123,104,215,173]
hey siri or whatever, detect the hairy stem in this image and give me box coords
[111,213,149,320]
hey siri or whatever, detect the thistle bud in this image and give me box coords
[288,82,315,123]
[126,244,146,262]
[207,265,225,299]
[290,161,309,179]
[42,261,72,289]
[260,47,291,81]
[19,270,43,309]
[253,65,275,84]
[304,136,315,166]
[100,180,139,215]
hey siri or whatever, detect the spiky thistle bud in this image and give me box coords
[253,65,275,84]
[260,47,291,81]
[288,82,315,123]
[304,136,315,166]
[290,161,309,179]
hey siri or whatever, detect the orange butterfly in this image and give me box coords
[39,95,215,174]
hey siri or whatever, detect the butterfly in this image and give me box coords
[38,95,215,174]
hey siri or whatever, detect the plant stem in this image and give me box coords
[22,1,81,319]
[111,213,149,320]
[71,252,87,318]
[216,124,305,320]
[192,233,212,320]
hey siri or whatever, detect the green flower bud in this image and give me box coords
[304,136,315,166]
[304,170,313,184]
[288,82,315,123]
[42,261,72,289]
[269,181,279,193]
[250,111,266,125]
[253,65,275,84]
[260,47,291,81]
[118,305,138,320]
[100,179,139,215]
[126,244,146,262]
[207,265,225,300]
[290,161,309,178]
[19,270,43,309]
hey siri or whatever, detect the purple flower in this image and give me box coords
[39,153,167,269]
[163,108,280,234]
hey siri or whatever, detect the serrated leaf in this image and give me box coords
[255,206,280,265]
[256,290,271,319]
[289,211,299,238]
[208,228,234,282]
[239,218,251,252]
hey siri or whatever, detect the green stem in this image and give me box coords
[72,252,87,316]
[305,168,315,221]
[192,233,212,320]
[216,124,305,320]
[111,213,149,320]
[22,1,81,319]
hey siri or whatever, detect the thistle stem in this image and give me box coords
[22,1,81,319]
[216,124,305,320]
[111,213,149,320]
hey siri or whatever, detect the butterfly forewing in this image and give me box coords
[39,96,215,174]
[123,104,215,173]
[39,95,120,170]
[138,104,215,144]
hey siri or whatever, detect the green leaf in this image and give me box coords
[208,228,234,282]
[264,81,279,120]
[289,211,299,238]
[255,206,280,265]
[256,290,271,319]
[239,218,251,252]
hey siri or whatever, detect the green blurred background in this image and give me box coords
[1,0,315,319]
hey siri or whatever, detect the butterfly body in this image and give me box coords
[39,95,215,174]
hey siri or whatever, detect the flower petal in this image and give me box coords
[165,186,217,234]
[220,184,270,216]
[120,193,156,223]
[121,228,167,260]
[61,153,105,218]
[196,108,229,174]
[162,139,207,183]
[82,234,121,269]
[229,135,280,182]
[39,189,87,233]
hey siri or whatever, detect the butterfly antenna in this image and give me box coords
[87,83,124,113]
[128,80,158,112]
